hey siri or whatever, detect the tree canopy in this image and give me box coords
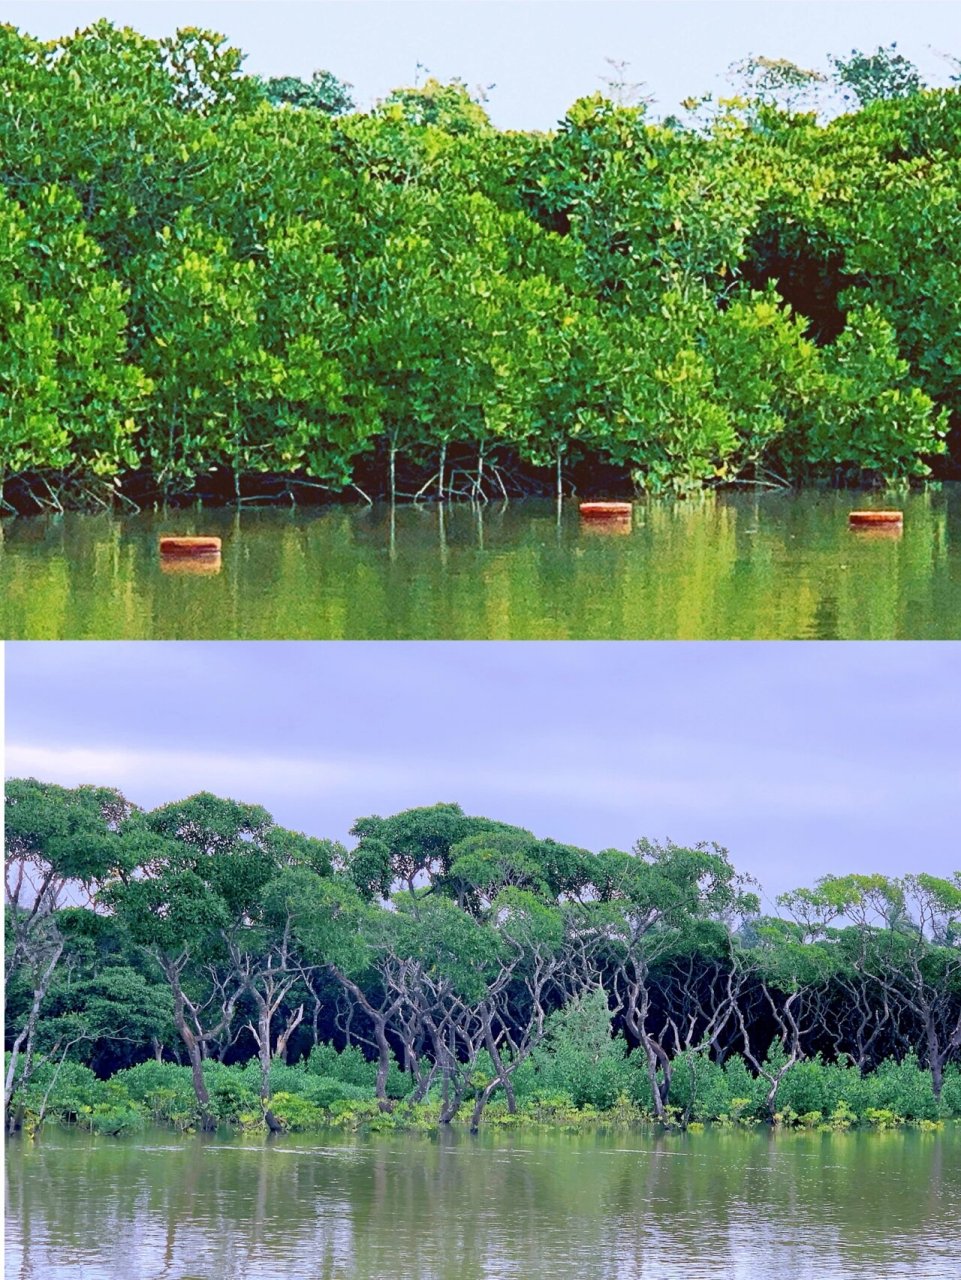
[6,780,960,1134]
[1,23,959,512]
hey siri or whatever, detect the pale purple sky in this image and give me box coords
[5,641,959,905]
[6,2,961,129]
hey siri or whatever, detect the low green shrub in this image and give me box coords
[113,1061,198,1127]
[88,1103,146,1137]
[11,1046,960,1135]
[19,1059,108,1123]
[305,1042,408,1098]
[264,1091,325,1131]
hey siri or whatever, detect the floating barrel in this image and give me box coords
[848,511,903,529]
[159,535,222,556]
[579,502,633,521]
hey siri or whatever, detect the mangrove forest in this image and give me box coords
[2,24,961,512]
[6,780,961,1137]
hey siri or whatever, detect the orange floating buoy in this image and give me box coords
[159,535,222,556]
[848,511,903,528]
[579,502,633,520]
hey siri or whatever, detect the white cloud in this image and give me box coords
[5,742,359,808]
[5,732,898,828]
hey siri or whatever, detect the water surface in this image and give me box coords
[6,1126,959,1279]
[2,490,961,638]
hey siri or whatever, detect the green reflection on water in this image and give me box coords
[5,1126,959,1280]
[1,490,960,639]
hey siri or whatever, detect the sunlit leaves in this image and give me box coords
[1,19,958,501]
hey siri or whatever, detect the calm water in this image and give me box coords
[2,491,961,639]
[5,1126,960,1279]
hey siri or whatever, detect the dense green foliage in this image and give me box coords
[1,24,959,511]
[7,781,961,1135]
[8,1041,959,1137]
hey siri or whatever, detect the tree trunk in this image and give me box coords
[928,1022,944,1100]
[257,1002,272,1106]
[469,1080,500,1134]
[4,939,64,1121]
[439,1094,462,1125]
[165,963,215,1129]
[275,1005,304,1065]
[484,1023,516,1114]
[183,1029,214,1130]
[643,1041,672,1124]
[331,969,396,1112]
[374,1025,394,1113]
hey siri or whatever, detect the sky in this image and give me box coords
[5,1,961,129]
[5,640,959,907]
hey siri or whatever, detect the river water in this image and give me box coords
[5,1126,960,1279]
[2,490,961,639]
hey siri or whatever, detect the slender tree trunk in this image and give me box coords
[389,446,397,505]
[485,1023,516,1114]
[642,1040,672,1123]
[5,1028,29,1131]
[4,940,64,1122]
[183,1030,214,1129]
[927,1021,945,1100]
[469,1080,500,1134]
[37,1039,82,1128]
[257,1002,272,1105]
[275,1005,304,1065]
[438,441,446,501]
[331,970,395,1111]
[165,963,215,1130]
[621,977,673,1124]
[373,1026,394,1112]
[439,1094,463,1125]
[410,1060,436,1103]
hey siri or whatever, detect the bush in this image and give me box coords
[113,1061,198,1127]
[89,1103,146,1137]
[305,1042,408,1098]
[208,1074,260,1124]
[938,1065,961,1118]
[15,1058,108,1123]
[859,1055,941,1121]
[12,1044,958,1135]
[266,1091,325,1131]
[660,1051,732,1122]
[530,989,632,1110]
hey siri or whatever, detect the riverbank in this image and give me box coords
[1,455,953,519]
[11,1051,960,1140]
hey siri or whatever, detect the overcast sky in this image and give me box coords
[6,1,961,129]
[5,640,959,906]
